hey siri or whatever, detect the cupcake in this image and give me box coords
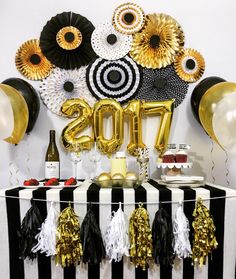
[175,150,188,163]
[162,150,175,163]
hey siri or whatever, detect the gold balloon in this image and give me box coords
[0,84,29,144]
[124,100,146,156]
[61,98,94,151]
[142,99,175,155]
[97,172,111,187]
[126,172,138,181]
[199,82,236,145]
[93,99,124,156]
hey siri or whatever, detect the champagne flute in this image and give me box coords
[69,142,82,180]
[88,142,101,178]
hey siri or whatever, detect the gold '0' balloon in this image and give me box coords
[142,99,175,156]
[0,84,29,144]
[199,82,236,146]
[93,99,124,156]
[124,100,146,156]
[61,98,94,151]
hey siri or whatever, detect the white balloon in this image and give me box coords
[213,92,236,154]
[0,88,14,140]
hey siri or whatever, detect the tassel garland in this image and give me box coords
[18,199,42,260]
[173,203,192,259]
[129,203,152,270]
[192,198,218,266]
[55,204,83,267]
[152,206,174,266]
[32,202,58,256]
[80,205,106,264]
[104,202,130,262]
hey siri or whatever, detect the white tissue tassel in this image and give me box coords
[173,204,192,259]
[104,205,130,262]
[32,203,58,256]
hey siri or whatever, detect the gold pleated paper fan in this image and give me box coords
[130,13,185,69]
[15,39,53,80]
[174,48,205,82]
[112,2,145,35]
[56,26,83,50]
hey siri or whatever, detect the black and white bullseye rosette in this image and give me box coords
[91,22,133,60]
[39,67,96,116]
[86,56,142,104]
[135,65,189,107]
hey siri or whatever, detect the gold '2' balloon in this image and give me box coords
[199,82,236,146]
[142,99,175,156]
[124,100,146,156]
[93,99,124,156]
[0,84,29,144]
[61,98,94,151]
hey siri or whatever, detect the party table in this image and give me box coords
[0,179,236,279]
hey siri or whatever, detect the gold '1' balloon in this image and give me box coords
[199,82,236,146]
[61,98,94,151]
[0,84,29,144]
[93,99,124,156]
[124,100,146,156]
[142,99,175,155]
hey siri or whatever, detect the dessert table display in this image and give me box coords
[0,179,236,279]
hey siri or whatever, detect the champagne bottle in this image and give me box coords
[45,130,60,180]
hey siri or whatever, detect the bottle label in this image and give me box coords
[45,161,60,179]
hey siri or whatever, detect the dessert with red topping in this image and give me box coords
[162,150,175,163]
[64,177,77,186]
[175,150,188,163]
[23,179,39,186]
[44,177,59,186]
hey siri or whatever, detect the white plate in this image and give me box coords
[21,181,82,189]
[161,175,204,183]
[157,180,204,188]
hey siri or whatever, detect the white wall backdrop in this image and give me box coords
[0,0,236,187]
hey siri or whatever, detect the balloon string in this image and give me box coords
[224,150,230,187]
[210,139,216,184]
[8,161,14,187]
[25,136,31,178]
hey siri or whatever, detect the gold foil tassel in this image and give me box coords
[129,203,153,270]
[55,204,83,267]
[192,198,218,267]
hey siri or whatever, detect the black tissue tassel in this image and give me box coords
[152,207,174,266]
[80,206,106,264]
[18,199,42,260]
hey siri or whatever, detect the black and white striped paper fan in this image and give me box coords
[135,65,189,107]
[86,56,142,104]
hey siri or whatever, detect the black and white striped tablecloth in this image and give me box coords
[0,179,236,279]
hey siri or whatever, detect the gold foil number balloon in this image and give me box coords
[124,100,146,156]
[61,98,94,151]
[93,99,124,156]
[0,84,29,144]
[142,99,175,155]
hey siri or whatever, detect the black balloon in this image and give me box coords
[191,76,226,123]
[2,78,40,133]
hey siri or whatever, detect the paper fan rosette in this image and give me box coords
[112,2,145,35]
[174,48,205,82]
[15,39,53,80]
[130,13,184,69]
[91,22,132,60]
[39,12,96,70]
[86,56,142,104]
[135,65,189,107]
[39,67,96,116]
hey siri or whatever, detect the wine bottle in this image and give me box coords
[45,130,60,180]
